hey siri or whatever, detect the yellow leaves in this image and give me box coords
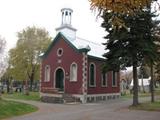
[90,0,152,14]
[111,16,126,29]
[89,0,152,29]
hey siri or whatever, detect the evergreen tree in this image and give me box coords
[154,24,160,84]
[101,9,158,106]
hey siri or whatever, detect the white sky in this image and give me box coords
[0,0,106,51]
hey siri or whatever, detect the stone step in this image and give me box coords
[63,94,81,103]
[41,96,63,103]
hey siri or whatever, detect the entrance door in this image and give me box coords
[55,68,64,91]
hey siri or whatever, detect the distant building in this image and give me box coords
[130,77,151,92]
[40,8,120,103]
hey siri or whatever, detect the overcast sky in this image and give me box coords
[0,0,106,51]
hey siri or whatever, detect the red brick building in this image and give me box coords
[40,8,120,103]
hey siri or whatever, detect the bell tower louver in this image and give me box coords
[56,8,77,40]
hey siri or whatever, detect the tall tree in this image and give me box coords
[101,9,158,106]
[0,36,7,78]
[138,65,150,79]
[8,26,51,91]
[0,36,6,53]
[154,24,160,85]
[0,36,6,97]
[150,23,160,102]
[89,0,158,28]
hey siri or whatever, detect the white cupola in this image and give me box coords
[56,8,77,40]
[61,8,73,26]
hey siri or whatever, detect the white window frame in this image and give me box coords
[57,48,63,57]
[70,62,78,82]
[112,71,118,87]
[101,73,107,87]
[44,65,50,82]
[89,63,96,87]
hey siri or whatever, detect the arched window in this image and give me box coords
[70,63,77,82]
[101,73,107,87]
[65,11,68,16]
[112,71,118,87]
[89,63,96,87]
[45,65,50,82]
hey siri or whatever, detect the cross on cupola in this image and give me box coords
[56,8,77,40]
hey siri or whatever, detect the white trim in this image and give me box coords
[89,63,96,87]
[86,93,120,97]
[112,71,118,87]
[57,48,63,57]
[40,92,120,103]
[82,53,88,103]
[101,73,108,87]
[70,62,78,82]
[54,67,65,91]
[44,65,50,82]
[86,93,120,102]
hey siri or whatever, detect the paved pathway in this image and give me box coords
[4,98,160,120]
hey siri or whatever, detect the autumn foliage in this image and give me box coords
[90,0,153,14]
[89,0,157,28]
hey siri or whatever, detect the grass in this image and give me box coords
[155,88,160,95]
[121,86,160,99]
[2,92,40,101]
[121,92,151,99]
[0,99,38,120]
[129,101,160,111]
[121,87,160,112]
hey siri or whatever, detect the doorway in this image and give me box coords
[55,68,64,91]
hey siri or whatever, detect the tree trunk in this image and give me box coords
[132,62,139,106]
[29,72,34,91]
[0,91,1,99]
[24,80,29,95]
[6,79,10,93]
[141,74,145,93]
[30,79,33,91]
[150,62,154,102]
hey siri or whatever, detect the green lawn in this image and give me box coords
[121,87,160,111]
[0,99,38,120]
[130,101,160,111]
[155,88,160,96]
[2,92,40,101]
[121,92,153,99]
[121,86,160,99]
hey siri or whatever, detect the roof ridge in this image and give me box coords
[76,36,102,46]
